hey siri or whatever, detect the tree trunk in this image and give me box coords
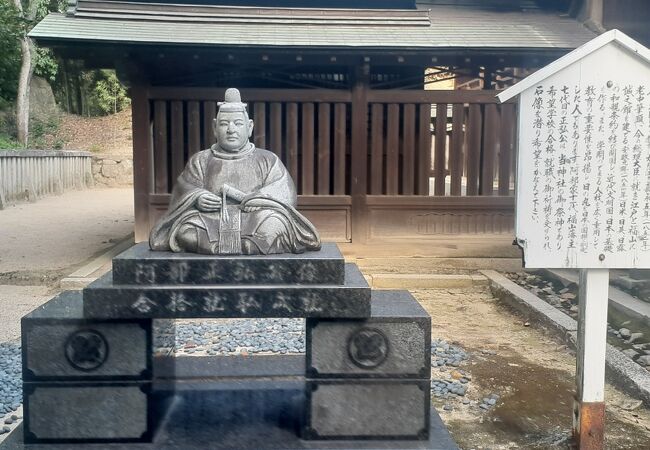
[13,0,38,146]
[16,36,34,145]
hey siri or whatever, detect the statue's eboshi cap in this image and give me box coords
[217,88,248,113]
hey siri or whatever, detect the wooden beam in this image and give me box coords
[350,65,369,244]
[131,86,152,242]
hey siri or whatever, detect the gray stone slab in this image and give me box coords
[4,354,457,448]
[83,264,370,319]
[305,379,430,441]
[307,290,430,378]
[112,242,345,286]
[21,291,152,381]
[23,382,152,443]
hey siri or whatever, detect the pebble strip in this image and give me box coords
[173,319,305,355]
[0,341,22,428]
[429,338,500,413]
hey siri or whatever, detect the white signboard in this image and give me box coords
[499,31,650,269]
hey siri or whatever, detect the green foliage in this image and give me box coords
[0,0,64,106]
[0,132,21,149]
[92,70,131,115]
[27,115,60,148]
[0,0,22,106]
[34,46,58,81]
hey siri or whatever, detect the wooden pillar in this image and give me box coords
[573,268,608,450]
[131,85,153,243]
[350,64,370,245]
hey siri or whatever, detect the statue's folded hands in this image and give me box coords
[196,191,222,212]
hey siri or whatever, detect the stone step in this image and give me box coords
[113,242,345,286]
[83,263,370,319]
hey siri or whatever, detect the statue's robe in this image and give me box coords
[149,144,320,255]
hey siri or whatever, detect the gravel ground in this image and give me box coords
[173,319,305,355]
[0,341,22,428]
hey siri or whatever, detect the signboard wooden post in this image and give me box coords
[498,29,650,449]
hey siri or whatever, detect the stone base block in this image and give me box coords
[23,381,154,443]
[4,355,457,449]
[83,264,370,319]
[304,379,430,440]
[112,242,345,285]
[21,291,152,381]
[307,290,431,378]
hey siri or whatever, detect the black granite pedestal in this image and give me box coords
[14,243,455,448]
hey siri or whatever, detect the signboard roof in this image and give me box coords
[498,29,650,103]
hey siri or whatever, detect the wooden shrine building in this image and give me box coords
[30,0,596,247]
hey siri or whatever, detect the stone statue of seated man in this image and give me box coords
[149,88,321,255]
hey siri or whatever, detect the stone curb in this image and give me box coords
[59,234,134,290]
[538,268,650,326]
[354,257,523,273]
[481,269,650,407]
[369,273,487,289]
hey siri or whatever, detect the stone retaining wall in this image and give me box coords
[91,156,133,186]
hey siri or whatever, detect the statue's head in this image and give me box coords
[213,88,254,153]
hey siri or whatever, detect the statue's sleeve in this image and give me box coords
[149,152,208,250]
[257,155,297,206]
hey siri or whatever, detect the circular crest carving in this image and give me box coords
[65,329,109,372]
[347,327,389,369]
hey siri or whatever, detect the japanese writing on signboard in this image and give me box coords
[514,42,650,268]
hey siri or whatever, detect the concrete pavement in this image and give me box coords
[0,188,134,342]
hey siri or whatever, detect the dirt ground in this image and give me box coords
[413,285,650,449]
[43,109,132,157]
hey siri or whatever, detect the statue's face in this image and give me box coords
[214,111,254,152]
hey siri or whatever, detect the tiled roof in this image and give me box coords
[30,1,596,50]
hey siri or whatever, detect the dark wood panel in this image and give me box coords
[481,104,499,196]
[370,103,384,195]
[170,100,185,183]
[499,103,516,196]
[253,102,266,149]
[386,103,400,195]
[433,103,447,196]
[132,88,151,242]
[350,67,369,245]
[317,102,331,195]
[149,87,352,103]
[450,104,465,196]
[286,102,299,182]
[270,102,282,158]
[366,195,514,209]
[149,193,352,207]
[301,103,315,195]
[466,104,482,196]
[333,103,346,195]
[187,101,201,156]
[153,100,168,194]
[402,103,415,195]
[367,90,508,104]
[202,101,216,149]
[417,104,431,196]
